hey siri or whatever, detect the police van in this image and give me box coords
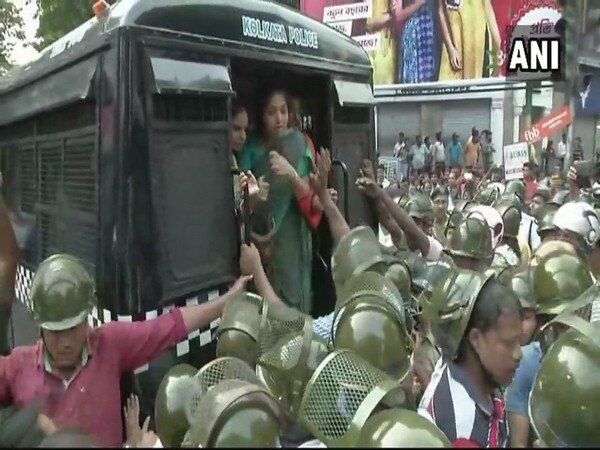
[0,0,376,419]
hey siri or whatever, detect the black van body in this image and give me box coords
[0,0,377,421]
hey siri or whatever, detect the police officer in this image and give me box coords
[444,215,493,271]
[529,319,600,447]
[0,253,250,446]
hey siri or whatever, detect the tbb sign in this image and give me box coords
[505,7,563,80]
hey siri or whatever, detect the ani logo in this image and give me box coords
[507,35,561,73]
[505,6,562,79]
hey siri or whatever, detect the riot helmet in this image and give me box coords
[29,254,96,331]
[298,350,408,447]
[529,317,600,448]
[254,303,320,420]
[332,271,412,382]
[469,205,505,249]
[154,364,198,448]
[379,256,413,305]
[356,409,451,448]
[331,226,385,295]
[553,201,600,249]
[474,184,501,206]
[215,291,266,366]
[182,379,283,448]
[536,206,558,240]
[421,270,494,360]
[445,215,493,264]
[508,268,536,311]
[505,180,526,203]
[405,193,435,226]
[532,250,595,316]
[548,189,570,207]
[495,202,522,239]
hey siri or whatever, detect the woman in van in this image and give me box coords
[238,87,320,314]
[231,100,269,209]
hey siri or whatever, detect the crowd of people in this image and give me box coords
[0,85,599,448]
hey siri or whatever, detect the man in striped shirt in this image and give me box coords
[418,272,523,448]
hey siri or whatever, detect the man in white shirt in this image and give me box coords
[410,135,428,175]
[432,131,446,177]
[393,132,409,181]
[556,133,569,173]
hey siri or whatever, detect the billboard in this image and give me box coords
[301,0,560,86]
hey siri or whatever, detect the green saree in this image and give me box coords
[238,129,314,314]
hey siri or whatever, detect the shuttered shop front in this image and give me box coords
[377,103,421,155]
[442,100,491,142]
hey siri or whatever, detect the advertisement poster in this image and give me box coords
[504,142,530,180]
[573,75,600,117]
[522,104,573,145]
[301,0,560,86]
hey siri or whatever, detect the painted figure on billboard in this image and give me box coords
[438,0,502,80]
[302,0,560,85]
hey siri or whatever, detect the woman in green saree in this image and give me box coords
[237,89,318,314]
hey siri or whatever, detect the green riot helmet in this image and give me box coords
[182,379,283,448]
[298,349,408,447]
[405,193,435,225]
[379,256,413,305]
[484,263,513,283]
[444,209,463,240]
[356,409,451,448]
[529,317,600,448]
[192,356,262,396]
[446,215,493,261]
[498,192,523,210]
[254,303,319,419]
[29,254,96,331]
[333,271,412,381]
[256,332,329,422]
[505,179,526,202]
[452,199,474,213]
[422,270,494,360]
[475,185,501,206]
[495,202,522,239]
[548,189,570,207]
[508,268,537,310]
[537,206,558,236]
[412,260,456,297]
[533,250,595,316]
[397,194,410,209]
[331,226,385,295]
[154,364,198,448]
[177,357,272,447]
[216,292,266,366]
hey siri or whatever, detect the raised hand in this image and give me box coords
[356,176,382,198]
[269,151,297,179]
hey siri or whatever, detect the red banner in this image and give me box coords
[521,104,573,144]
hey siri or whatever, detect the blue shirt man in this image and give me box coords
[505,341,543,447]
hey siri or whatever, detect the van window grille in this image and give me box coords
[19,145,36,214]
[153,95,227,122]
[64,135,96,213]
[0,101,98,269]
[39,140,62,206]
